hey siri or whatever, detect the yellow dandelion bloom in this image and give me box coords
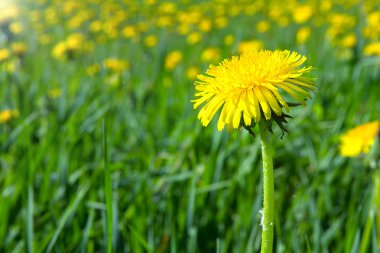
[339,121,380,157]
[192,50,315,131]
[238,40,263,54]
[0,48,10,62]
[201,47,220,63]
[48,88,62,99]
[11,42,27,56]
[0,109,19,123]
[186,32,202,45]
[296,27,311,45]
[186,66,200,80]
[340,33,357,48]
[165,51,182,71]
[198,19,212,32]
[144,35,158,47]
[293,5,313,24]
[103,58,130,73]
[224,35,235,46]
[364,42,380,56]
[256,21,270,33]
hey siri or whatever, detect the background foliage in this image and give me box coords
[1,0,380,252]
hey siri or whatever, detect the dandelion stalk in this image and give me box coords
[259,121,274,253]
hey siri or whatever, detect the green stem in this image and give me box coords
[259,122,274,253]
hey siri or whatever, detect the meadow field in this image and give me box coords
[1,0,380,252]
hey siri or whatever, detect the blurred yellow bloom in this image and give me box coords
[340,33,357,48]
[293,5,313,24]
[12,42,27,56]
[238,40,263,54]
[86,64,100,76]
[215,17,227,28]
[340,121,380,157]
[201,47,220,63]
[0,109,19,123]
[158,2,176,14]
[192,50,315,130]
[48,88,61,98]
[165,51,182,71]
[9,22,23,34]
[364,42,380,56]
[157,16,172,28]
[296,27,311,44]
[320,0,332,12]
[90,20,102,33]
[256,21,270,33]
[224,35,235,46]
[186,32,202,45]
[198,20,212,32]
[0,48,10,62]
[186,66,200,80]
[52,42,67,60]
[103,58,130,73]
[66,33,84,50]
[122,26,137,38]
[144,35,158,47]
[177,24,190,35]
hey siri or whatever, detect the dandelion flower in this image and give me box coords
[192,49,315,131]
[165,51,182,71]
[0,109,19,123]
[339,121,380,157]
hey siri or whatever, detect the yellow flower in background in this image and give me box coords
[9,21,23,34]
[296,27,311,44]
[144,35,158,47]
[224,35,235,46]
[0,48,10,62]
[293,5,313,24]
[238,40,263,54]
[48,88,62,98]
[201,47,220,63]
[364,42,380,56]
[52,42,67,60]
[0,109,19,123]
[192,50,315,130]
[103,58,130,73]
[90,20,102,33]
[340,33,357,48]
[198,19,212,32]
[186,66,200,80]
[165,51,182,71]
[215,16,227,28]
[66,33,85,50]
[340,121,380,157]
[11,42,27,56]
[122,26,138,38]
[256,20,270,33]
[186,32,202,45]
[86,63,100,76]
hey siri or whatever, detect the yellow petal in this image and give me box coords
[253,87,271,120]
[261,88,282,115]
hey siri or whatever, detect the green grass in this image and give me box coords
[1,0,380,252]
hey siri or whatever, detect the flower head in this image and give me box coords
[339,121,380,157]
[192,49,315,131]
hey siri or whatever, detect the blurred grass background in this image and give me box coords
[1,0,380,252]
